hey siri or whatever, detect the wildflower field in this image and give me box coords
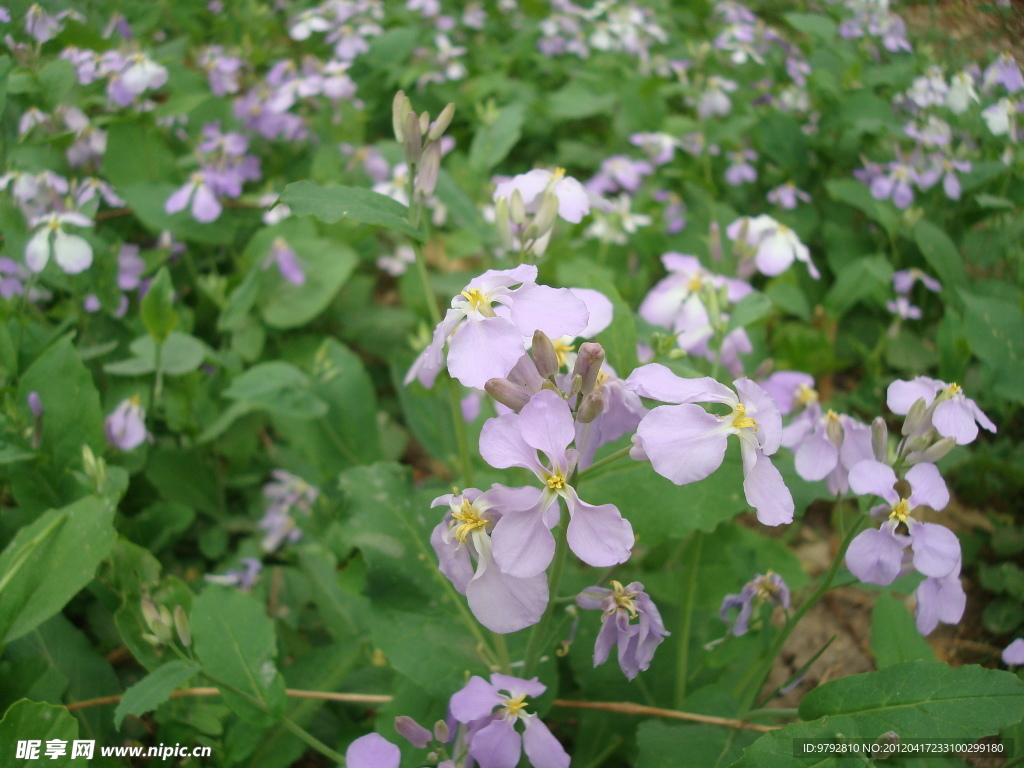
[1,0,1024,765]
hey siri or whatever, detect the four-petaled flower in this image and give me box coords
[577,580,669,679]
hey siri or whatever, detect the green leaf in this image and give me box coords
[732,716,862,768]
[547,80,618,121]
[260,239,357,329]
[0,497,116,645]
[104,332,208,376]
[869,593,935,668]
[784,12,837,40]
[223,361,327,420]
[281,181,424,241]
[727,291,773,333]
[639,720,757,768]
[959,289,1024,401]
[141,267,179,344]
[17,336,104,470]
[469,102,525,171]
[144,448,222,516]
[191,586,287,726]
[825,179,897,234]
[798,661,1024,739]
[0,700,78,767]
[114,660,201,727]
[912,220,967,289]
[824,255,892,316]
[101,122,176,187]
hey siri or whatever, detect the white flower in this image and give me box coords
[727,214,819,279]
[946,71,979,114]
[25,211,94,274]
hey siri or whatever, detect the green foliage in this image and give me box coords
[281,181,424,241]
[114,660,201,727]
[0,700,79,767]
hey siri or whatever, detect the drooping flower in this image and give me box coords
[577,580,669,679]
[263,237,305,285]
[259,470,318,552]
[430,487,549,634]
[887,377,996,445]
[165,171,222,223]
[480,390,635,575]
[450,674,570,768]
[915,559,966,635]
[726,215,819,279]
[626,365,794,525]
[767,181,811,210]
[105,397,148,450]
[404,265,589,389]
[892,268,941,295]
[24,211,94,274]
[720,572,791,636]
[205,558,262,590]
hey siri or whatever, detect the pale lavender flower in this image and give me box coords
[983,53,1024,94]
[627,365,794,525]
[887,296,922,320]
[73,177,125,208]
[698,76,738,118]
[1003,639,1024,666]
[0,258,24,298]
[430,487,548,633]
[720,572,790,636]
[577,580,668,679]
[205,558,262,590]
[593,155,654,195]
[263,237,305,285]
[727,215,819,279]
[982,98,1019,137]
[767,181,811,210]
[639,253,751,330]
[846,461,958,586]
[105,397,148,450]
[870,160,918,208]
[25,211,94,274]
[376,245,416,276]
[0,7,9,23]
[200,47,244,95]
[906,66,948,109]
[669,292,753,376]
[107,53,168,106]
[404,265,589,389]
[165,171,222,223]
[947,70,979,113]
[260,470,317,552]
[892,268,941,295]
[652,190,686,233]
[887,377,997,445]
[115,244,145,290]
[759,371,817,416]
[905,116,951,147]
[450,674,570,768]
[480,390,635,573]
[64,108,107,168]
[28,391,42,417]
[493,168,590,224]
[915,559,966,635]
[25,3,63,42]
[629,132,679,166]
[345,734,400,768]
[724,149,757,186]
[83,294,101,313]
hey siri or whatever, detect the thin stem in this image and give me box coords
[491,631,512,675]
[674,531,704,708]
[581,735,623,768]
[282,717,346,765]
[445,375,474,489]
[523,513,570,677]
[577,445,633,480]
[551,700,777,733]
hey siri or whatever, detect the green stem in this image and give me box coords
[674,532,703,708]
[411,241,440,326]
[282,718,346,765]
[152,341,165,406]
[445,375,474,489]
[738,517,865,713]
[523,513,570,677]
[491,631,512,675]
[577,445,633,480]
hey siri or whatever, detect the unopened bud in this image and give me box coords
[173,605,191,647]
[902,397,928,436]
[433,719,449,743]
[428,103,455,142]
[871,417,888,461]
[28,391,43,451]
[415,141,441,197]
[532,331,559,378]
[419,111,430,135]
[526,190,559,240]
[708,220,723,262]
[577,391,605,423]
[28,391,43,417]
[403,111,422,165]
[509,188,526,225]
[485,378,532,411]
[395,716,432,749]
[495,196,513,250]
[572,342,605,396]
[141,599,161,631]
[916,436,956,463]
[392,91,410,141]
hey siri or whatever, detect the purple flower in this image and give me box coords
[28,391,43,418]
[1003,638,1024,666]
[887,296,922,320]
[767,181,811,210]
[577,580,669,679]
[887,377,997,445]
[25,211,94,274]
[629,132,679,166]
[720,572,791,636]
[345,733,400,768]
[627,365,794,525]
[205,558,262,590]
[0,257,25,299]
[892,268,941,295]
[25,4,64,42]
[984,53,1024,94]
[727,215,819,279]
[165,172,222,223]
[404,265,589,389]
[450,674,570,768]
[724,150,757,187]
[200,47,244,96]
[870,161,917,209]
[638,253,751,330]
[105,397,148,450]
[260,470,318,552]
[759,371,817,416]
[846,461,957,585]
[493,169,590,224]
[263,237,305,285]
[915,560,966,635]
[118,244,145,291]
[480,390,635,574]
[430,487,549,634]
[698,76,738,119]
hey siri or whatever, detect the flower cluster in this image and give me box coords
[166,123,261,223]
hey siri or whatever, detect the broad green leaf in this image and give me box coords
[0,496,115,645]
[191,586,287,726]
[116,182,240,244]
[638,720,757,768]
[101,122,176,187]
[223,361,328,420]
[823,255,892,316]
[469,102,525,171]
[798,661,1024,739]
[870,593,935,669]
[297,546,363,640]
[144,448,222,516]
[141,267,178,344]
[0,444,35,464]
[913,220,967,289]
[104,332,207,376]
[784,12,837,40]
[727,291,773,333]
[0,700,78,767]
[732,716,862,768]
[17,336,104,470]
[281,181,424,241]
[825,179,897,234]
[959,289,1024,402]
[547,80,618,120]
[114,660,201,727]
[260,239,357,329]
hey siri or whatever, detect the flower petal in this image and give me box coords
[626,364,736,405]
[848,460,899,504]
[450,676,501,723]
[24,228,51,273]
[509,283,589,339]
[467,546,548,634]
[522,715,571,768]
[52,229,93,274]
[845,528,907,585]
[480,412,544,474]
[491,496,558,578]
[565,491,634,567]
[468,718,522,768]
[906,462,949,511]
[742,448,795,526]
[635,404,728,485]
[932,399,978,445]
[518,390,576,464]
[909,522,960,578]
[448,316,526,389]
[345,734,400,768]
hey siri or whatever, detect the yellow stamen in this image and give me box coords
[826,409,839,422]
[450,498,487,543]
[796,383,818,406]
[732,403,757,431]
[687,273,703,292]
[945,382,961,396]
[552,339,575,367]
[889,498,911,524]
[503,694,529,718]
[545,473,566,491]
[608,580,639,619]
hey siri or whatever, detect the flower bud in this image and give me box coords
[509,188,526,225]
[433,719,449,743]
[415,141,441,198]
[494,196,513,250]
[141,599,162,631]
[916,435,956,463]
[392,91,411,142]
[526,190,559,241]
[902,397,928,436]
[871,416,888,461]
[419,111,430,136]
[708,220,723,262]
[428,103,455,142]
[403,111,422,165]
[28,391,43,417]
[572,342,605,396]
[577,391,605,423]
[28,392,43,451]
[173,605,191,648]
[395,716,432,749]
[532,331,559,378]
[485,378,532,411]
